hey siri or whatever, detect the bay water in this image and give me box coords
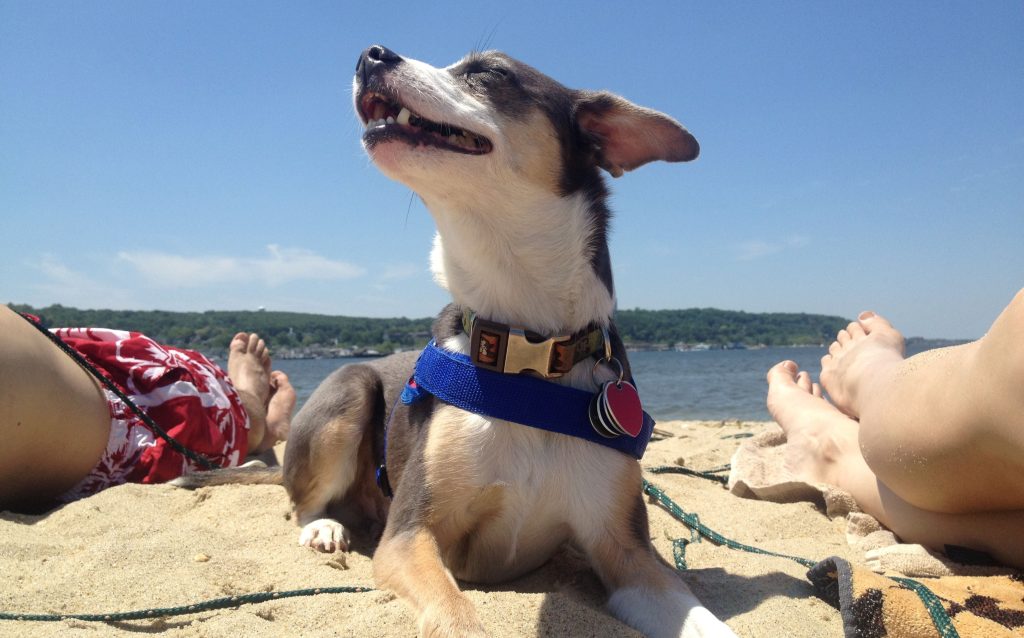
[274,344,933,423]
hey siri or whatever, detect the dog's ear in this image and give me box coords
[575,91,699,177]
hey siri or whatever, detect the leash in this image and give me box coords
[647,464,731,485]
[0,586,372,622]
[19,313,220,470]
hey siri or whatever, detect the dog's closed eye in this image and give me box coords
[462,63,511,82]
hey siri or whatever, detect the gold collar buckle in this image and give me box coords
[469,316,572,378]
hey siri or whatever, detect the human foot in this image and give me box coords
[227,332,272,406]
[819,312,905,419]
[264,370,296,446]
[765,360,861,487]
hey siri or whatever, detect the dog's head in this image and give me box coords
[353,45,699,331]
[353,45,698,205]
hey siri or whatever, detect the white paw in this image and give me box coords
[678,606,737,638]
[608,586,736,638]
[298,518,349,553]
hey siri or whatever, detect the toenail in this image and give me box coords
[858,311,875,320]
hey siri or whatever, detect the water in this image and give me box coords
[628,347,828,421]
[273,344,935,422]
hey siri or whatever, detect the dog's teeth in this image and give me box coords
[396,107,411,126]
[386,116,395,124]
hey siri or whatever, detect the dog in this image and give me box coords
[179,45,734,638]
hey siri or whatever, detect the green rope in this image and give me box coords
[643,478,817,569]
[647,464,730,485]
[0,586,372,622]
[891,578,960,638]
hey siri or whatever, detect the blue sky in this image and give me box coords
[2,2,1021,339]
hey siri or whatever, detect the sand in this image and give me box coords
[0,420,853,638]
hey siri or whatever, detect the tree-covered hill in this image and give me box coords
[615,308,848,347]
[11,304,433,355]
[9,304,850,355]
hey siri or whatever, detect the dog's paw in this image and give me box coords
[678,607,737,638]
[298,518,349,553]
[417,601,487,638]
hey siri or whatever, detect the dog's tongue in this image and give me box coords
[605,381,644,437]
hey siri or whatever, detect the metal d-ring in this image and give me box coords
[591,356,625,388]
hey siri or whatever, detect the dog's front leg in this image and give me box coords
[579,488,737,638]
[374,525,486,638]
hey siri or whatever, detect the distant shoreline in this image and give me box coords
[9,303,967,358]
[269,337,967,361]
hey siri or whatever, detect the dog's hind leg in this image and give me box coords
[291,423,357,553]
[284,364,389,553]
[575,465,737,638]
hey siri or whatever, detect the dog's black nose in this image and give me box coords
[356,45,402,84]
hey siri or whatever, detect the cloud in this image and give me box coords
[28,253,135,307]
[734,235,809,261]
[116,245,366,287]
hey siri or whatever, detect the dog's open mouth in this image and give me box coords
[359,92,493,155]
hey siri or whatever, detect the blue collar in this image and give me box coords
[403,340,654,459]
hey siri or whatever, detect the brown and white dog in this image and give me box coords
[181,45,734,638]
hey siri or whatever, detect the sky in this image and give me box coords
[2,2,1021,339]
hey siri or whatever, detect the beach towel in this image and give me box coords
[808,556,1024,638]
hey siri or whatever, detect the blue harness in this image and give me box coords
[376,340,655,496]
[407,340,654,454]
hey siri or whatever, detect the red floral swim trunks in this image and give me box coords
[53,327,250,502]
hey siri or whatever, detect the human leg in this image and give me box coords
[0,307,110,509]
[767,361,1024,569]
[819,290,1024,513]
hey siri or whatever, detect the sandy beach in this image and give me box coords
[1,420,855,638]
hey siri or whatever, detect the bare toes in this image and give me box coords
[230,332,249,351]
[796,370,813,393]
[846,321,866,339]
[767,359,798,383]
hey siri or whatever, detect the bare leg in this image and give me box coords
[0,306,110,509]
[819,290,1024,513]
[766,360,1024,569]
